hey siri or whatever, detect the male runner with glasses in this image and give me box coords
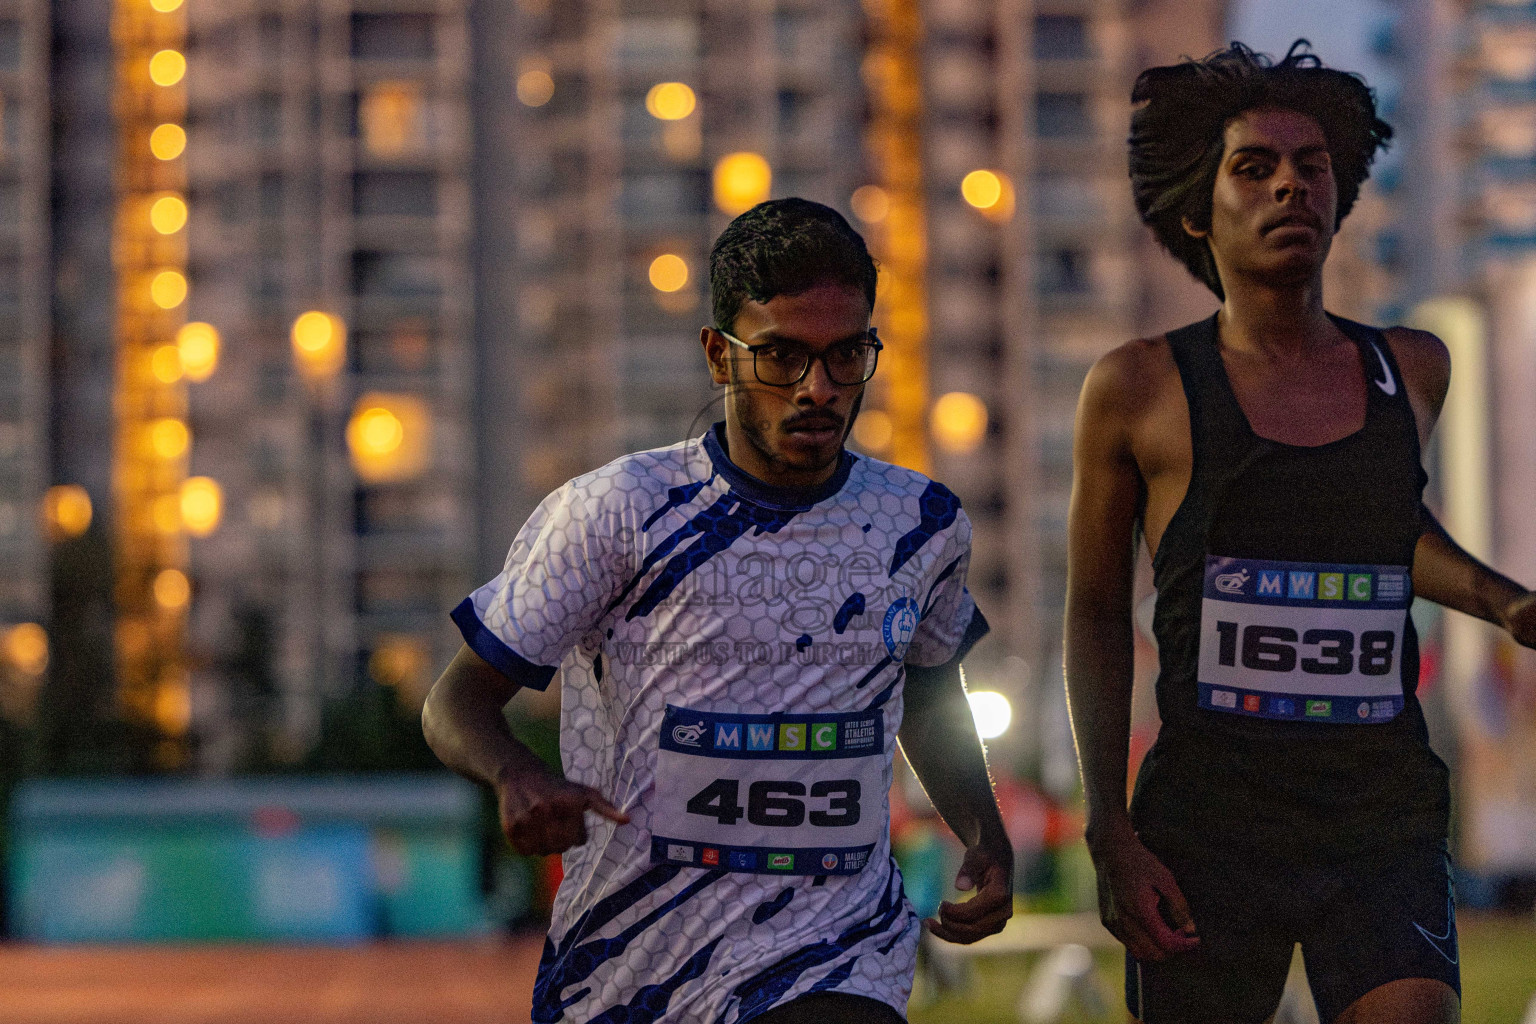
[1066,43,1536,1024]
[424,198,1012,1023]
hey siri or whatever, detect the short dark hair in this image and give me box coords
[1128,41,1392,299]
[709,198,878,333]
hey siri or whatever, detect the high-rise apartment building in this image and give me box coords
[180,2,477,766]
[10,0,1233,775]
[481,0,869,726]
[490,0,865,491]
[1373,0,1536,877]
[492,0,1229,778]
[913,0,1225,781]
[0,0,49,722]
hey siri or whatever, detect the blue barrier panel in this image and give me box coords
[6,775,487,942]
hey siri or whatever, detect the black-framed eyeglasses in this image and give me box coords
[717,327,883,387]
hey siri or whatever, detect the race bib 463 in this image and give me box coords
[649,704,886,875]
[1197,556,1410,724]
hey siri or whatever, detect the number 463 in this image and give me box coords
[686,779,861,827]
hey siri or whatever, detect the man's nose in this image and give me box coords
[796,356,839,405]
[1275,163,1308,203]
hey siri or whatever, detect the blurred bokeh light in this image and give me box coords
[931,391,989,455]
[850,185,891,224]
[148,49,185,87]
[648,253,690,292]
[517,61,555,107]
[645,82,696,120]
[176,322,219,381]
[291,312,346,381]
[43,485,92,540]
[713,152,772,215]
[179,477,223,538]
[149,123,186,160]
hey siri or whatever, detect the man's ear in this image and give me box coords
[702,326,731,386]
[1182,215,1210,240]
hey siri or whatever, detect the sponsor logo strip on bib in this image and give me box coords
[652,704,885,875]
[1198,557,1409,723]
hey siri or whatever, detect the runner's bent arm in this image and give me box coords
[1065,346,1198,962]
[423,643,536,787]
[1385,326,1536,648]
[899,654,1013,943]
[425,481,631,856]
[424,644,628,856]
[1414,510,1536,647]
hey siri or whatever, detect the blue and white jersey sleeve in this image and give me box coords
[904,508,987,668]
[452,479,627,690]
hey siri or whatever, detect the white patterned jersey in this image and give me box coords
[452,424,987,1024]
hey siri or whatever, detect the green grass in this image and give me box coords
[908,913,1536,1024]
[909,948,1127,1024]
[1462,913,1536,1024]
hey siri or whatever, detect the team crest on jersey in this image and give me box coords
[883,596,919,660]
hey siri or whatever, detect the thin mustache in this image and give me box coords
[783,414,843,431]
[1265,210,1321,232]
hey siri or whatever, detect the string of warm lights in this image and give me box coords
[111,0,209,764]
[859,0,929,473]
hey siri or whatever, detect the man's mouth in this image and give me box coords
[1264,212,1321,234]
[783,417,843,441]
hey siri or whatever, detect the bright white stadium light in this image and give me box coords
[966,690,1012,740]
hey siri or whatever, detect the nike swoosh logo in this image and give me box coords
[1413,894,1459,965]
[1370,342,1398,396]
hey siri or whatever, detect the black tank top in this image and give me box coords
[1131,313,1450,862]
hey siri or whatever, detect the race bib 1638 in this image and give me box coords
[1197,556,1410,724]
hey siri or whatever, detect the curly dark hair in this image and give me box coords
[710,198,878,333]
[1128,40,1393,299]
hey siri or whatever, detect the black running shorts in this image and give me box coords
[1125,837,1460,1024]
[750,992,906,1024]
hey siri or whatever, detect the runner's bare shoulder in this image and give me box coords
[1077,334,1183,440]
[1379,325,1451,436]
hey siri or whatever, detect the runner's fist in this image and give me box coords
[925,841,1014,944]
[1088,824,1199,962]
[1502,590,1536,649]
[494,768,629,856]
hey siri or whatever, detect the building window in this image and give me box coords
[259,14,284,57]
[356,569,439,614]
[359,81,423,157]
[255,93,282,143]
[620,172,708,221]
[0,92,12,161]
[616,17,697,65]
[350,14,434,61]
[1035,92,1091,139]
[1032,172,1100,220]
[352,251,441,298]
[356,321,436,375]
[0,20,19,69]
[1039,246,1091,295]
[259,172,283,220]
[353,171,437,218]
[1034,15,1088,60]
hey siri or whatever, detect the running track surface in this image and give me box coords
[0,935,546,1024]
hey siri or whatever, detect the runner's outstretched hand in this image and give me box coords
[1089,824,1199,962]
[926,841,1013,944]
[495,767,629,856]
[1503,590,1536,649]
